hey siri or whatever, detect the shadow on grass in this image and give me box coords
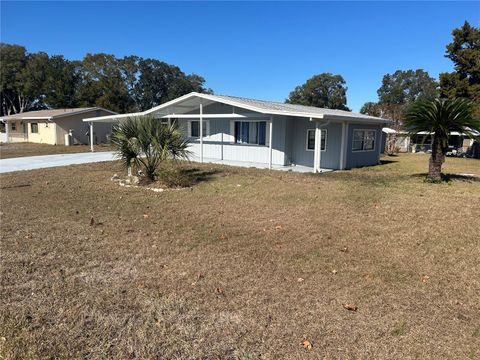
[156,167,222,188]
[379,159,399,165]
[411,173,480,183]
[179,168,221,183]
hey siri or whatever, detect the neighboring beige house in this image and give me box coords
[0,107,116,145]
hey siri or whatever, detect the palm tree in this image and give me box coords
[110,116,190,180]
[403,98,480,181]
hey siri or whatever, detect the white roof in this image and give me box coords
[382,127,397,134]
[84,92,392,124]
[1,107,116,121]
[382,128,479,136]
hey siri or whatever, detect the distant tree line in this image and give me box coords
[0,44,212,116]
[1,21,477,119]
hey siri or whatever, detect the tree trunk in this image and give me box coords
[428,137,445,181]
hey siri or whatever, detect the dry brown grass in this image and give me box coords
[0,143,113,159]
[1,154,479,359]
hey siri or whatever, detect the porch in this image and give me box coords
[189,156,333,173]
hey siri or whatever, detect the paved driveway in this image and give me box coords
[0,152,116,174]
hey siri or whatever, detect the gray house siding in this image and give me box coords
[287,118,343,169]
[172,102,385,170]
[56,109,114,145]
[177,104,288,165]
[345,124,383,169]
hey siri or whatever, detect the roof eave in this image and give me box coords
[322,114,392,124]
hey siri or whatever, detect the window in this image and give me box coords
[11,122,16,131]
[234,121,266,145]
[352,130,376,151]
[189,120,208,138]
[31,123,39,133]
[306,129,327,151]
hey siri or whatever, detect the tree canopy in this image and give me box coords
[359,69,438,126]
[377,69,438,106]
[359,102,381,117]
[286,73,350,110]
[439,21,480,103]
[0,43,212,116]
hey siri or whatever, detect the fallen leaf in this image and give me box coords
[302,340,312,350]
[343,303,358,312]
[89,217,95,226]
[422,275,430,283]
[297,277,305,282]
[143,214,149,219]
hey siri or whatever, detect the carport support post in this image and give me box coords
[89,122,94,152]
[5,120,9,143]
[200,103,203,163]
[313,120,321,173]
[268,116,273,169]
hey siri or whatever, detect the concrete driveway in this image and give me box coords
[0,151,117,174]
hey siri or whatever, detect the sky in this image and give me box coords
[1,1,478,112]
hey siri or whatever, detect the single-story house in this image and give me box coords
[85,92,392,172]
[0,107,116,145]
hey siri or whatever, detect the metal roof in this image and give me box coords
[211,94,389,122]
[0,107,116,121]
[84,92,392,124]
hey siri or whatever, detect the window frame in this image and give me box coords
[30,122,39,134]
[234,120,267,146]
[352,129,376,152]
[306,129,327,152]
[10,122,16,131]
[188,120,209,138]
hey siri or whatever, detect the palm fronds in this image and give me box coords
[404,98,480,149]
[403,98,479,181]
[110,116,190,180]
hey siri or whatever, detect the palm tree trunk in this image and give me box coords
[428,137,444,181]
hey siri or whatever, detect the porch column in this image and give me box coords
[268,116,273,169]
[314,121,322,173]
[5,121,9,143]
[220,132,224,161]
[199,102,203,163]
[89,122,94,152]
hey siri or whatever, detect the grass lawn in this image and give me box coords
[1,154,479,359]
[0,143,113,159]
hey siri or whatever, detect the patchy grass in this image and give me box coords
[391,320,409,337]
[0,143,113,159]
[1,154,479,359]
